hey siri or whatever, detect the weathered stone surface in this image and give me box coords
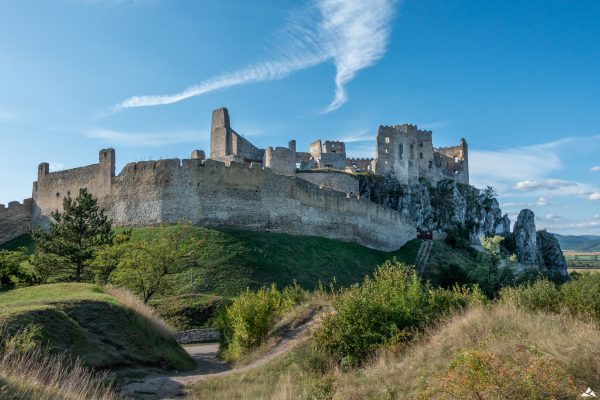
[358,174,509,241]
[296,171,359,194]
[175,328,220,344]
[30,155,416,252]
[537,229,568,280]
[0,199,33,245]
[513,209,543,266]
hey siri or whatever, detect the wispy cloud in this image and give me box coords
[513,179,578,191]
[85,127,202,147]
[0,109,17,123]
[469,139,565,191]
[49,162,65,172]
[591,165,600,172]
[113,0,396,113]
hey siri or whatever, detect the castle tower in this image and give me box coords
[459,138,469,185]
[210,107,232,162]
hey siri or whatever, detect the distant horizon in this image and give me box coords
[1,0,598,235]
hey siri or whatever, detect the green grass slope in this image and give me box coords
[2,229,419,297]
[127,227,420,296]
[0,283,195,371]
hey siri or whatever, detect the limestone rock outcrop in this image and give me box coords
[513,209,544,266]
[537,229,569,280]
[358,175,510,240]
[511,209,568,281]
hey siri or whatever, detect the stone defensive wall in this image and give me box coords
[29,150,416,251]
[296,170,360,194]
[0,199,33,245]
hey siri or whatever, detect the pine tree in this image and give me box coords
[33,188,114,282]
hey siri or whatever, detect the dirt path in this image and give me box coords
[120,307,323,400]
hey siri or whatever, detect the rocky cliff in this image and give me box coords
[358,174,510,241]
[510,209,568,280]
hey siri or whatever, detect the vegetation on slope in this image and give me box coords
[126,226,420,297]
[3,227,420,297]
[0,283,194,371]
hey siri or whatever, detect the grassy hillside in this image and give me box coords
[128,227,420,296]
[0,283,194,371]
[553,233,600,252]
[3,228,420,297]
[187,305,600,399]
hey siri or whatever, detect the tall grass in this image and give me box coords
[103,285,174,337]
[0,349,121,400]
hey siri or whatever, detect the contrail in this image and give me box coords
[114,0,396,113]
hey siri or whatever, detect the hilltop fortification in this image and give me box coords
[0,107,476,251]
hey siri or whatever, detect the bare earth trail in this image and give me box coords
[120,307,324,400]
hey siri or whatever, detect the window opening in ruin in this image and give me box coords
[385,148,388,154]
[419,152,423,159]
[410,143,415,159]
[385,160,388,165]
[296,162,301,169]
[367,164,371,171]
[56,192,60,198]
[399,144,404,160]
[385,137,390,143]
[454,156,458,163]
[454,170,458,175]
[428,161,432,168]
[419,142,423,147]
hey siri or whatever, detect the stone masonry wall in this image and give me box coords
[175,328,220,344]
[296,171,359,194]
[32,155,416,252]
[0,199,33,245]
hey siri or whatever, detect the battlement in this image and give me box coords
[0,198,33,215]
[0,198,33,245]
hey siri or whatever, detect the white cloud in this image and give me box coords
[49,162,65,172]
[0,109,16,123]
[589,192,600,201]
[114,0,396,113]
[469,139,564,190]
[591,165,600,172]
[594,214,600,219]
[513,179,578,191]
[85,127,202,147]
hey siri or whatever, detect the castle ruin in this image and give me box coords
[210,108,469,185]
[0,107,471,251]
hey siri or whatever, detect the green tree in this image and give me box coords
[33,188,114,282]
[108,226,196,303]
[0,249,30,290]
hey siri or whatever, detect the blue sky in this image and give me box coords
[0,0,598,234]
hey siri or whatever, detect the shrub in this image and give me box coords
[561,272,600,322]
[499,279,563,314]
[313,261,484,366]
[501,273,600,325]
[218,283,306,361]
[420,348,575,399]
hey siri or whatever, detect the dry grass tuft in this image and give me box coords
[0,349,122,400]
[103,285,174,337]
[333,304,600,399]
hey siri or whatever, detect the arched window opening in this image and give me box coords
[399,144,404,160]
[419,152,423,159]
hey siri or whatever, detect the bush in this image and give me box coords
[500,279,563,314]
[561,272,600,322]
[217,283,306,361]
[501,273,600,325]
[313,261,485,366]
[420,348,575,399]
